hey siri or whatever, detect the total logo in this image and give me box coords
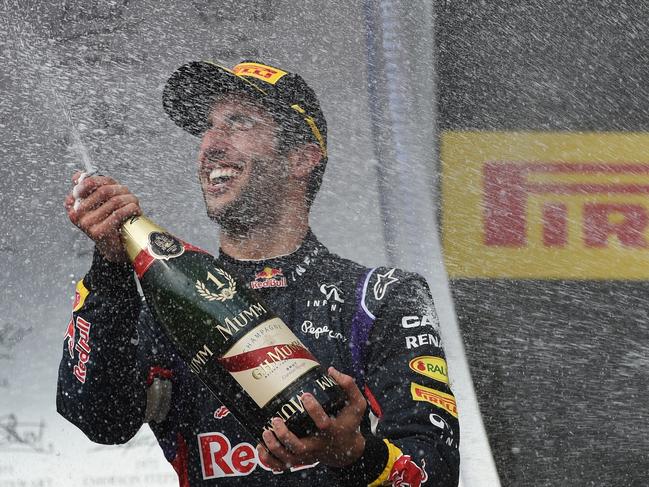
[408,356,448,384]
[250,267,287,290]
[198,432,317,479]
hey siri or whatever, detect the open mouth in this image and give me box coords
[205,167,242,194]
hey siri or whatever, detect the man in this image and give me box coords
[57,60,460,486]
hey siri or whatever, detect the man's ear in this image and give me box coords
[288,143,322,180]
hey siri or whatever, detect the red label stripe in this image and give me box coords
[219,344,317,373]
[181,241,210,254]
[133,248,156,279]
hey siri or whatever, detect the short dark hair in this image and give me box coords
[269,104,327,207]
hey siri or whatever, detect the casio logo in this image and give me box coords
[401,315,439,329]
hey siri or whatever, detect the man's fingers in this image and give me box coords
[72,175,119,200]
[262,426,301,468]
[76,195,139,233]
[301,393,332,432]
[75,184,132,214]
[256,443,285,472]
[84,201,141,241]
[270,418,309,455]
[64,194,75,212]
[71,171,83,185]
[328,367,367,415]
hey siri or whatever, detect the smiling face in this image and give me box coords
[198,95,292,234]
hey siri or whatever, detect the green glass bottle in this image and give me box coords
[120,215,346,441]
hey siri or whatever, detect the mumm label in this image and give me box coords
[216,302,267,340]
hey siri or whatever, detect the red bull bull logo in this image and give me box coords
[63,318,75,358]
[250,267,287,290]
[390,456,428,487]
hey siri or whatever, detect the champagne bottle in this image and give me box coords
[120,215,346,441]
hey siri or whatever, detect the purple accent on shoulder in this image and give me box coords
[350,268,377,387]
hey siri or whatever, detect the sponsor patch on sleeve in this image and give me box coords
[363,267,405,317]
[408,356,448,384]
[410,382,458,419]
[369,440,428,487]
[72,279,90,312]
[389,455,428,487]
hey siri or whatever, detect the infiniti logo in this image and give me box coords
[319,284,344,303]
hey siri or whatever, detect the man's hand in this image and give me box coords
[64,171,142,262]
[257,367,367,471]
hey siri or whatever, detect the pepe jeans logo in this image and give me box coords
[300,320,346,342]
[196,268,237,302]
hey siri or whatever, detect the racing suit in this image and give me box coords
[57,230,460,486]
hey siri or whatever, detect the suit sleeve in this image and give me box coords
[56,249,147,444]
[340,267,460,487]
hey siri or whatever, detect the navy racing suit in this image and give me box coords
[57,230,460,486]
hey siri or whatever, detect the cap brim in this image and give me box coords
[162,61,267,136]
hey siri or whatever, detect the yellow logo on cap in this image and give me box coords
[233,62,287,85]
[291,104,327,158]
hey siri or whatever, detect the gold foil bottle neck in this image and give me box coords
[120,215,168,263]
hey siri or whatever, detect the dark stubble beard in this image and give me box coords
[205,155,290,238]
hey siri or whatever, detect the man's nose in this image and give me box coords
[201,128,229,151]
[200,147,227,165]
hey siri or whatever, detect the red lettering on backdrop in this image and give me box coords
[483,163,527,246]
[583,203,649,248]
[543,202,568,247]
[483,163,649,249]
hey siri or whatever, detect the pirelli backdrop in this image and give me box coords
[437,3,649,487]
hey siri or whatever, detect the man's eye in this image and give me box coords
[230,118,256,130]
